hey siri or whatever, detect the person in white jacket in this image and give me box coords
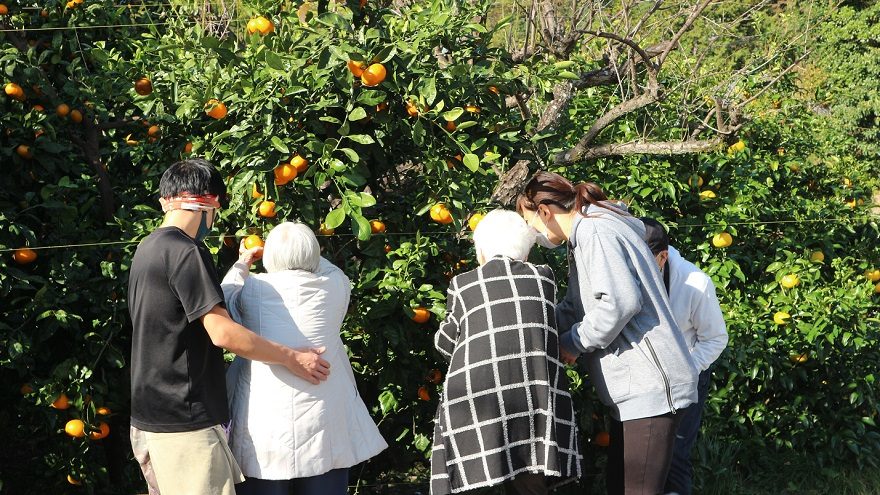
[221,222,387,495]
[641,218,728,495]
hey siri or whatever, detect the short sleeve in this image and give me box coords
[169,245,225,323]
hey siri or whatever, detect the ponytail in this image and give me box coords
[518,171,622,216]
[574,182,608,214]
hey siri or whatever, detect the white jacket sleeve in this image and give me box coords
[220,261,250,324]
[689,280,728,371]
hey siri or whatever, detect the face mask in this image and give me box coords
[195,210,213,243]
[530,210,564,249]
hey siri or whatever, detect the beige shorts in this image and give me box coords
[130,424,244,495]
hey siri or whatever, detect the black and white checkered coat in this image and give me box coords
[430,256,582,494]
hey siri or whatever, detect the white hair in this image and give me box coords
[262,222,320,273]
[472,209,536,261]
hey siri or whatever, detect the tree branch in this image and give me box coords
[559,91,658,163]
[657,0,714,67]
[560,138,723,162]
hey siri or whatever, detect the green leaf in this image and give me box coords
[558,70,580,80]
[442,108,464,121]
[348,107,368,121]
[347,134,375,145]
[456,121,479,130]
[265,52,285,71]
[270,137,289,154]
[359,192,376,208]
[355,91,387,105]
[325,208,346,229]
[420,77,437,105]
[414,433,431,452]
[379,390,398,415]
[340,148,360,162]
[315,12,350,30]
[352,212,372,241]
[413,120,425,145]
[553,60,576,69]
[463,153,480,172]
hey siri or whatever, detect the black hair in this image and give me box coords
[158,158,227,207]
[640,217,670,255]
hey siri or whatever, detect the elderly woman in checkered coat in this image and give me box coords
[431,210,582,495]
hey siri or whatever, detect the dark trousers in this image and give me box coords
[664,369,711,495]
[606,412,681,495]
[235,468,349,495]
[503,472,547,495]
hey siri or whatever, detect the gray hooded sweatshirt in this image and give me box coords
[557,202,698,421]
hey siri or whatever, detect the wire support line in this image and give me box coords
[0,215,875,253]
[0,16,262,33]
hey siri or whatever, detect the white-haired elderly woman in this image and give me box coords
[221,222,386,495]
[430,210,581,495]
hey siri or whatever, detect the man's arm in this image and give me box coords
[201,305,330,385]
[688,279,728,371]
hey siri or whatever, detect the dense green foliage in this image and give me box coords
[0,0,878,493]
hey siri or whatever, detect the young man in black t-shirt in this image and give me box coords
[127,159,331,495]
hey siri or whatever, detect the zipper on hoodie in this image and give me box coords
[644,336,676,414]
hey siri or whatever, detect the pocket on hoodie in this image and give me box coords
[596,351,631,401]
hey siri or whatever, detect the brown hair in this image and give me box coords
[516,171,615,216]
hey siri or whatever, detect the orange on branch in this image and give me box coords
[347,60,367,77]
[290,154,309,174]
[274,163,297,185]
[205,99,227,119]
[360,63,387,87]
[88,422,110,440]
[51,393,70,409]
[13,247,37,264]
[418,385,430,401]
[134,77,152,96]
[258,201,277,218]
[15,145,33,159]
[411,307,430,324]
[430,203,454,225]
[65,419,85,438]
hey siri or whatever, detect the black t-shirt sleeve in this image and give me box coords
[168,245,225,323]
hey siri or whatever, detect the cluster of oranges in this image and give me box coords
[346,60,387,87]
[246,16,275,36]
[23,387,115,485]
[417,369,444,402]
[273,155,309,185]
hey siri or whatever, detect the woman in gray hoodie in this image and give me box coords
[517,171,698,495]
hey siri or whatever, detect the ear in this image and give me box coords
[537,203,553,220]
[659,250,669,269]
[158,197,169,209]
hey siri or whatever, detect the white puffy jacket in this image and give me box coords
[222,258,387,480]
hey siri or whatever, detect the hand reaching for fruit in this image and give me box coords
[239,239,264,266]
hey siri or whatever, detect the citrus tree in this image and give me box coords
[1,0,879,492]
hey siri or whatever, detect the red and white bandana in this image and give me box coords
[161,193,221,213]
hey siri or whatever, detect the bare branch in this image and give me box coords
[629,0,664,37]
[561,138,723,162]
[557,91,658,164]
[738,51,812,108]
[536,82,575,132]
[657,0,714,67]
[583,30,658,76]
